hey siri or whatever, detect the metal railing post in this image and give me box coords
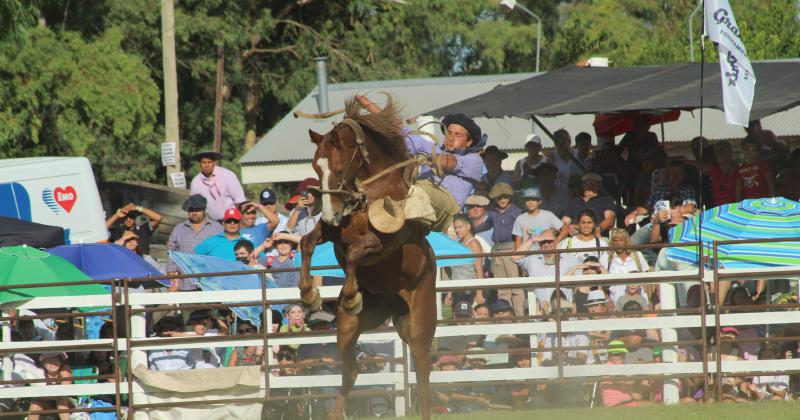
[713,241,723,402]
[110,279,123,418]
[659,280,680,404]
[259,271,271,401]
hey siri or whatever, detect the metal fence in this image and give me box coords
[1,239,799,418]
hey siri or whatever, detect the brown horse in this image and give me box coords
[299,96,436,420]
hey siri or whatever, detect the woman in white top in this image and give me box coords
[448,214,486,306]
[557,209,609,273]
[607,228,650,304]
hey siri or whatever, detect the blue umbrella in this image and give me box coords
[47,243,161,282]
[169,251,280,326]
[668,197,800,268]
[294,231,475,276]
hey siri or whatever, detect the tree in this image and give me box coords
[0,27,161,181]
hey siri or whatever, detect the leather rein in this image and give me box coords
[307,119,437,215]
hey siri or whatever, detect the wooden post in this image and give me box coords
[213,47,224,154]
[161,0,182,187]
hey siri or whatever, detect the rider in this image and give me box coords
[356,96,485,232]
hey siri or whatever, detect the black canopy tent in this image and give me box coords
[427,61,800,121]
[0,217,65,249]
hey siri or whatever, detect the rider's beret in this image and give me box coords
[442,113,482,143]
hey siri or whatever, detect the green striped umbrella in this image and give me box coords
[0,245,108,304]
[668,197,800,268]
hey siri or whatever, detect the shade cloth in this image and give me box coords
[427,61,800,122]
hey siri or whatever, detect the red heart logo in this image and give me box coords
[53,186,77,213]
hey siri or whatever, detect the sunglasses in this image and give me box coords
[237,328,256,334]
[187,208,205,213]
[244,211,257,215]
[466,205,484,209]
[538,240,554,245]
[224,219,240,224]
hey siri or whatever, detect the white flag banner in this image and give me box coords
[704,0,756,126]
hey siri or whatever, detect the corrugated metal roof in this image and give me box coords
[240,73,538,165]
[240,72,800,170]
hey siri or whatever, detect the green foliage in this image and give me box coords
[0,26,160,180]
[1,0,798,185]
[0,0,38,42]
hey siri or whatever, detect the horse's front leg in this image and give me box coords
[340,232,382,315]
[299,222,324,310]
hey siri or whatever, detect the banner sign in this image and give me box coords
[704,0,756,126]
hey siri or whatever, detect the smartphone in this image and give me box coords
[300,191,309,199]
[654,200,670,213]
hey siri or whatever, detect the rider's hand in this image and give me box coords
[433,154,457,177]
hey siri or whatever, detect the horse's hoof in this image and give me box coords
[301,287,322,311]
[342,292,363,315]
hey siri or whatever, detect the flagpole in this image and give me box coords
[698,0,705,272]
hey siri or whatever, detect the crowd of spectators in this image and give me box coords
[3,116,800,417]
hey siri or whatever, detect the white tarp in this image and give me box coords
[132,364,263,420]
[704,0,756,126]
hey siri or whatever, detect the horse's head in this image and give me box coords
[309,123,365,226]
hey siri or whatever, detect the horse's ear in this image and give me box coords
[309,129,323,144]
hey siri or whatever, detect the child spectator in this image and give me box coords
[147,316,194,371]
[741,345,791,401]
[28,352,72,420]
[601,340,654,407]
[227,320,262,367]
[557,209,609,274]
[260,232,300,288]
[279,304,309,351]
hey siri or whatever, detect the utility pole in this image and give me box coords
[161,0,182,187]
[213,47,224,153]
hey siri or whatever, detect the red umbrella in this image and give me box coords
[593,110,681,138]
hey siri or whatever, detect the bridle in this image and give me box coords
[308,119,437,217]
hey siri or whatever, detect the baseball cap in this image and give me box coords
[259,188,277,205]
[585,289,607,306]
[488,183,513,199]
[582,172,603,182]
[436,354,461,367]
[453,300,472,318]
[550,298,573,314]
[182,194,207,211]
[285,194,301,211]
[524,134,542,146]
[522,186,542,200]
[294,178,320,195]
[616,294,647,311]
[223,208,242,221]
[491,299,513,314]
[607,340,628,355]
[465,195,490,207]
[532,162,558,176]
[721,326,739,336]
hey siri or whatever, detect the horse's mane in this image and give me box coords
[344,95,409,161]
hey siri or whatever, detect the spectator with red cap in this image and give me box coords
[193,208,243,260]
[189,151,247,222]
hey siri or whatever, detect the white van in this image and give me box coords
[0,157,107,244]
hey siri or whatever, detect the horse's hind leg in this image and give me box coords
[299,222,323,310]
[395,288,436,420]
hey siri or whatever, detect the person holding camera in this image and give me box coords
[286,178,321,236]
[106,202,162,255]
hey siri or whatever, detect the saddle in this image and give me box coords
[367,163,437,234]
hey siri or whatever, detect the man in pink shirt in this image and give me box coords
[189,151,247,221]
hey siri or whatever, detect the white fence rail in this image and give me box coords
[2,265,799,415]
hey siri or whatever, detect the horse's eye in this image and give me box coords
[329,134,340,148]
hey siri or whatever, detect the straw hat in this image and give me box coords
[368,196,405,234]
